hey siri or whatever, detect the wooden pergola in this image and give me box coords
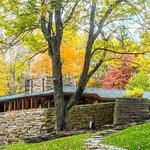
[3,96,53,112]
[0,92,107,112]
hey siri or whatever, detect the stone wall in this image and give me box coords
[67,103,115,130]
[114,98,150,126]
[0,103,115,146]
[0,109,55,146]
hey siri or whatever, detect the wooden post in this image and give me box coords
[14,101,16,110]
[31,98,33,109]
[25,99,28,109]
[9,101,11,111]
[48,100,51,108]
[17,99,20,110]
[4,103,6,112]
[22,99,24,109]
[35,97,38,109]
[42,78,45,92]
[31,80,33,94]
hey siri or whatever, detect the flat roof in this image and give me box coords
[0,87,150,102]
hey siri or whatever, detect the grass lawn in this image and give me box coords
[2,133,94,150]
[102,122,150,150]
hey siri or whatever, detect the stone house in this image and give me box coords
[0,76,149,146]
[0,76,150,112]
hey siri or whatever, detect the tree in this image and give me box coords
[5,45,30,94]
[1,0,149,130]
[31,41,96,86]
[32,43,85,83]
[126,71,150,91]
[0,56,9,96]
[1,0,81,130]
[66,0,149,110]
[101,63,134,89]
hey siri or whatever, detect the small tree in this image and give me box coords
[126,71,150,91]
[101,63,134,89]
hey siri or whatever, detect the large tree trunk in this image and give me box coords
[67,73,90,111]
[51,46,66,131]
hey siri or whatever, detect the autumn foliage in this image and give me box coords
[0,56,9,96]
[32,43,84,82]
[100,61,134,89]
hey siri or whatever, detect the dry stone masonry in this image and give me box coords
[0,99,149,146]
[0,103,115,146]
[114,98,150,126]
[67,103,115,130]
[0,108,55,146]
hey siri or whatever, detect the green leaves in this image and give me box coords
[126,71,150,91]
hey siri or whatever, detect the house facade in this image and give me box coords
[0,76,150,112]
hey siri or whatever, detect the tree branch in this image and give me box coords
[63,1,79,25]
[92,0,126,42]
[24,48,48,63]
[91,47,149,56]
[87,51,107,79]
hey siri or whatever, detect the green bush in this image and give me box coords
[126,71,149,90]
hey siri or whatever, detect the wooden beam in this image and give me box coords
[25,99,28,109]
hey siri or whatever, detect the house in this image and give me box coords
[0,76,150,112]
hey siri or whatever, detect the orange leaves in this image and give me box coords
[32,54,52,77]
[61,43,84,80]
[31,43,84,83]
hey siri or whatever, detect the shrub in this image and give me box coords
[126,71,149,91]
[125,87,144,98]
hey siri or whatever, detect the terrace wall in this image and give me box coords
[0,100,149,146]
[114,98,150,126]
[0,103,114,146]
[67,103,115,130]
[0,109,55,146]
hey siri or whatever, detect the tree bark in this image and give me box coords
[51,45,66,131]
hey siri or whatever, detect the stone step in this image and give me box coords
[84,129,127,150]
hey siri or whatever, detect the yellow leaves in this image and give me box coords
[13,61,29,73]
[40,4,49,16]
[87,78,96,87]
[0,56,9,96]
[125,87,144,98]
[23,29,46,54]
[135,55,150,72]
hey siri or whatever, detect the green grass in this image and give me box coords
[102,122,150,150]
[2,133,94,150]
